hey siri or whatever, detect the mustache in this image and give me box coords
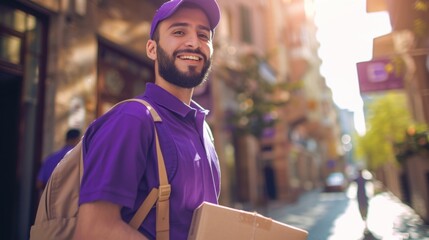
[173,49,207,62]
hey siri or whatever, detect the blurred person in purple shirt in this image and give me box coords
[36,128,81,193]
[73,0,221,239]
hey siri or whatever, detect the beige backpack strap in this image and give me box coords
[154,125,170,240]
[124,99,170,240]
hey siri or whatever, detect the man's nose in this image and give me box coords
[185,32,200,48]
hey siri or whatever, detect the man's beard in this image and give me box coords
[157,45,212,88]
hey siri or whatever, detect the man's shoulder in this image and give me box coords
[84,98,159,144]
[92,98,157,126]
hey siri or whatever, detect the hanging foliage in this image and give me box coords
[413,0,429,45]
[394,127,429,163]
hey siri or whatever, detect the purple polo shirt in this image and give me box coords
[37,145,74,185]
[79,83,221,240]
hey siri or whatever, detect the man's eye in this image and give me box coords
[173,31,184,36]
[199,33,210,40]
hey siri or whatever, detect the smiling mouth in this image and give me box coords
[178,55,202,61]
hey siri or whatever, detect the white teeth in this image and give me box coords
[179,55,200,61]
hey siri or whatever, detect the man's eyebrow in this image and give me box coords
[168,22,211,33]
[198,25,211,33]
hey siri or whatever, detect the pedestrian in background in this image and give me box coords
[355,168,370,230]
[73,0,222,239]
[36,128,81,192]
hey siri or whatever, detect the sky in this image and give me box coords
[313,0,392,135]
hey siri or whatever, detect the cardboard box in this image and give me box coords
[188,202,308,240]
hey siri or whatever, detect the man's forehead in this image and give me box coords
[161,6,211,31]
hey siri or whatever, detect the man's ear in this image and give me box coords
[146,40,157,60]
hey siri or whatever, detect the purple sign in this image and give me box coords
[356,58,405,93]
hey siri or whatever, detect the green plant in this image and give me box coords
[217,52,301,137]
[394,127,429,163]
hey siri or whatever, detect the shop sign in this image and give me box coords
[356,57,405,93]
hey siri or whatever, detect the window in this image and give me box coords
[239,5,252,44]
[0,5,43,77]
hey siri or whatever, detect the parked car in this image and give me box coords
[324,172,348,192]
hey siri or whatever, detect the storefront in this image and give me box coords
[1,1,158,239]
[0,1,48,239]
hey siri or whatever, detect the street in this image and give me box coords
[258,183,429,240]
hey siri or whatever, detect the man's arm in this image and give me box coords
[73,201,149,240]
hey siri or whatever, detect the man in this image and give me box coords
[73,0,221,239]
[36,128,81,192]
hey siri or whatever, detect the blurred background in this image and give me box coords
[1,0,428,239]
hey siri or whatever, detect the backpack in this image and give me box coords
[30,99,171,240]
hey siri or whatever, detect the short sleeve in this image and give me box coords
[79,104,154,209]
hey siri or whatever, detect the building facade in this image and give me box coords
[366,0,429,223]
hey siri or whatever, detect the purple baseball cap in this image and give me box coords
[150,0,221,39]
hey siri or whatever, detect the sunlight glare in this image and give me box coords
[314,0,392,135]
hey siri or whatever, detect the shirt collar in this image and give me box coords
[143,83,209,118]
